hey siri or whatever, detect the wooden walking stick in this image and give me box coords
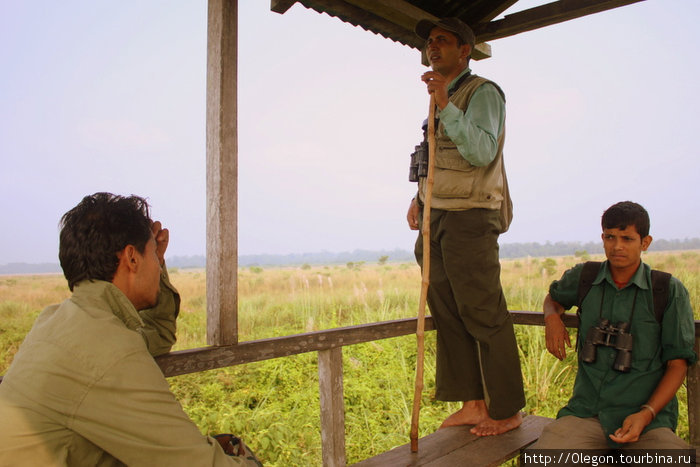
[410,93,436,453]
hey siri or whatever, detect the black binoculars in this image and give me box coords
[581,318,633,372]
[409,141,429,182]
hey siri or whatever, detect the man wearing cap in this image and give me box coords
[406,17,525,436]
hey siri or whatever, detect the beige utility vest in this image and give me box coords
[418,74,513,232]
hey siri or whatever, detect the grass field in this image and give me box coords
[1,250,698,465]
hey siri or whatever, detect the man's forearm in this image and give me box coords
[139,268,181,356]
[543,294,565,319]
[642,358,688,418]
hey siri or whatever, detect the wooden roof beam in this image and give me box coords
[345,0,494,60]
[474,0,520,24]
[272,0,421,48]
[474,0,646,42]
[272,0,429,28]
[343,0,493,60]
[271,0,492,59]
[270,0,297,14]
[343,0,435,31]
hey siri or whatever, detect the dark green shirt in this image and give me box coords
[549,261,696,445]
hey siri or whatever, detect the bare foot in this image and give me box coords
[470,411,523,437]
[440,400,489,429]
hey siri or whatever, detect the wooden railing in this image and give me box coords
[1,312,697,465]
[154,311,700,466]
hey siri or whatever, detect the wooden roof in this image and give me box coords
[272,0,645,59]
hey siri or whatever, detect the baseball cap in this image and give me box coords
[415,17,475,48]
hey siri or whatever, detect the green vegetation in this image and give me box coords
[1,251,698,466]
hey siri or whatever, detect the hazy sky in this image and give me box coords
[1,0,698,264]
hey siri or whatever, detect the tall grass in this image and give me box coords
[1,251,698,465]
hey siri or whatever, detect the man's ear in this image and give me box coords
[120,245,139,273]
[641,235,652,252]
[421,47,430,67]
[461,44,472,60]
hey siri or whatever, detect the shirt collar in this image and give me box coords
[448,67,472,92]
[71,280,145,332]
[598,260,650,290]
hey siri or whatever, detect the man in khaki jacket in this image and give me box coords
[407,17,524,436]
[0,193,260,466]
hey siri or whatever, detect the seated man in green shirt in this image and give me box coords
[533,201,696,450]
[0,193,260,466]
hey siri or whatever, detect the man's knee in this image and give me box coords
[632,427,692,450]
[530,416,608,450]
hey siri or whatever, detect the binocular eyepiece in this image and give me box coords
[581,319,633,372]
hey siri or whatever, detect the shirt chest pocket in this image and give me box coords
[629,315,662,370]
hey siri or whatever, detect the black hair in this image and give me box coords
[601,201,650,239]
[59,192,152,291]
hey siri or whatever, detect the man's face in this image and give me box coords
[426,27,469,77]
[602,225,651,272]
[132,235,161,310]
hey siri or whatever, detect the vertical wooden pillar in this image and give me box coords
[206,0,238,346]
[319,347,346,467]
[688,334,699,446]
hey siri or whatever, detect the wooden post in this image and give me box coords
[206,0,238,346]
[319,347,346,467]
[410,95,436,452]
[688,334,699,446]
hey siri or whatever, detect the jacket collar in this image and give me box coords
[71,280,145,332]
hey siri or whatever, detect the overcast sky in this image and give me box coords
[1,0,699,264]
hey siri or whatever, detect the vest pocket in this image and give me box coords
[432,149,477,198]
[432,166,476,198]
[435,146,472,170]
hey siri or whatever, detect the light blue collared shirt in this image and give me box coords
[439,67,505,167]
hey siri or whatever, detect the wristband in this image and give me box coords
[641,404,656,419]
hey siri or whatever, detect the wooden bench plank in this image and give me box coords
[353,415,552,466]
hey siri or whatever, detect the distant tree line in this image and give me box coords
[3,238,698,274]
[499,241,602,259]
[180,237,700,268]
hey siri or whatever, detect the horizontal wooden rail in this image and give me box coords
[157,316,433,377]
[156,311,584,377]
[1,312,694,380]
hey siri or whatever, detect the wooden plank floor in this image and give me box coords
[353,415,552,467]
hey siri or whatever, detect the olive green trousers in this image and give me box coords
[415,207,525,420]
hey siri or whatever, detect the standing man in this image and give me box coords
[533,201,696,449]
[407,17,525,436]
[0,193,260,466]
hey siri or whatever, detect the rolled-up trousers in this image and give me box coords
[415,207,525,420]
